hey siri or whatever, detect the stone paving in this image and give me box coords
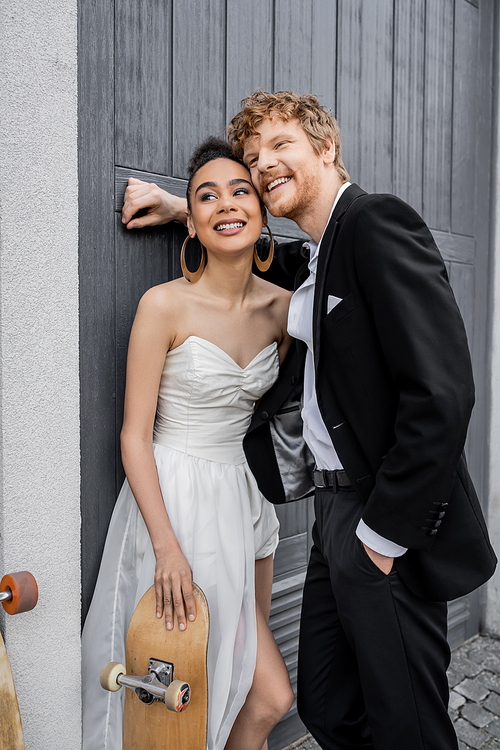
[448,635,500,749]
[286,634,500,750]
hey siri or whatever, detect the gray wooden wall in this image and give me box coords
[79,1,495,747]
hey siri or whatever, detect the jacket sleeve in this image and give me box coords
[353,194,475,550]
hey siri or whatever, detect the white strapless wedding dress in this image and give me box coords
[82,336,280,750]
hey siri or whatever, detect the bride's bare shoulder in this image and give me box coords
[138,277,191,315]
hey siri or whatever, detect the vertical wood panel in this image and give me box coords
[423,0,454,230]
[114,219,184,480]
[268,573,307,749]
[448,262,475,348]
[79,0,116,621]
[275,497,310,538]
[172,0,226,177]
[451,0,479,236]
[336,0,393,193]
[252,11,318,747]
[115,0,172,174]
[467,0,494,499]
[447,261,475,483]
[274,0,313,93]
[393,0,425,213]
[226,0,274,123]
[274,499,312,579]
[311,0,337,109]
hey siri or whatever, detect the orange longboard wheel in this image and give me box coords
[100,662,125,692]
[165,680,191,712]
[0,571,38,615]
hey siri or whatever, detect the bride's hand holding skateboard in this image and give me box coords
[154,546,197,631]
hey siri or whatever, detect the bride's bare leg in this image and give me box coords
[224,555,294,750]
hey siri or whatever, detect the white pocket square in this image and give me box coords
[327,295,343,314]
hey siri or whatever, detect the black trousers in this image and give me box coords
[297,487,458,750]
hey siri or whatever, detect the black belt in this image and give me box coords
[313,468,352,490]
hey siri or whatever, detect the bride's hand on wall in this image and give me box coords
[122,177,188,230]
[154,549,196,631]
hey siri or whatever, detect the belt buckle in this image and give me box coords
[313,468,327,489]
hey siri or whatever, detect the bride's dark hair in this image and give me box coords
[186,137,248,210]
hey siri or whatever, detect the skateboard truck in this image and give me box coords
[100,658,191,712]
[130,659,175,706]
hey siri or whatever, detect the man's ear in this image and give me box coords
[322,139,336,166]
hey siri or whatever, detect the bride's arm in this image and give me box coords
[120,285,196,630]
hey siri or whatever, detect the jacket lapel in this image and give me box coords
[309,184,375,492]
[313,184,366,369]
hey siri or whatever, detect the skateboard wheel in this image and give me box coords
[165,680,191,712]
[0,571,38,615]
[100,662,125,692]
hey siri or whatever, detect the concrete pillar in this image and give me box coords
[0,0,81,747]
[486,9,500,636]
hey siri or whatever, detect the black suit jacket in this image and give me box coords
[244,184,496,601]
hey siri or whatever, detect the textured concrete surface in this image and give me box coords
[288,635,500,750]
[486,0,500,637]
[0,0,80,748]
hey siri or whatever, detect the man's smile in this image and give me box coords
[266,176,291,192]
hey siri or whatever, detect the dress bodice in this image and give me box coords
[153,336,279,465]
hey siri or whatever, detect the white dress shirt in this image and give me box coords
[287,183,407,558]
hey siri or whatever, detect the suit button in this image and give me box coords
[291,376,297,385]
[428,529,438,536]
[261,411,269,421]
[433,520,442,528]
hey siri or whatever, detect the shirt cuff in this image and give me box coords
[356,519,407,557]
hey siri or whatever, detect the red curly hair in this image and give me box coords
[228,91,349,182]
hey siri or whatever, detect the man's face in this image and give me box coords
[242,117,327,222]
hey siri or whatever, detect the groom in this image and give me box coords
[122,91,496,750]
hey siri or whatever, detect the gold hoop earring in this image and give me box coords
[253,224,274,273]
[181,235,206,283]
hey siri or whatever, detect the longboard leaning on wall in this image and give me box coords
[0,571,39,750]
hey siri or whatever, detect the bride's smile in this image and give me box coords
[187,158,264,259]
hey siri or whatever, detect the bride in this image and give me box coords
[82,137,295,750]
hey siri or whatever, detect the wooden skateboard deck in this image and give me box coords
[0,571,37,750]
[123,583,209,750]
[0,631,24,750]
